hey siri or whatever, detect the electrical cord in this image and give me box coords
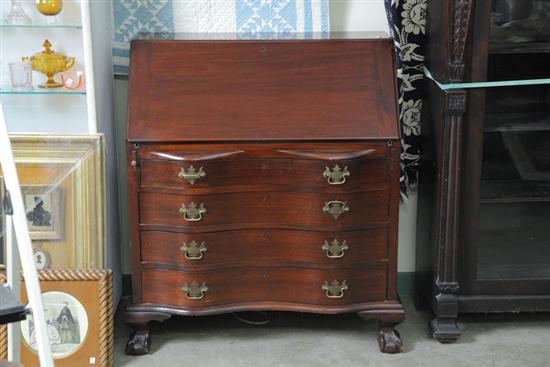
[231,311,272,326]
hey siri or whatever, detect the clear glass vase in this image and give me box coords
[5,0,32,25]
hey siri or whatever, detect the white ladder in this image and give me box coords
[0,101,54,367]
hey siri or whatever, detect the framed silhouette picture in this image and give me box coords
[22,185,64,241]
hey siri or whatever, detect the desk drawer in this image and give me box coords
[140,229,388,267]
[141,266,387,308]
[139,190,390,229]
[139,144,388,192]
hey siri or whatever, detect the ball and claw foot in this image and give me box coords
[126,329,151,355]
[125,309,171,355]
[378,324,404,354]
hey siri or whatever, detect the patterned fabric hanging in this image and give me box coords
[112,0,329,75]
[385,0,427,197]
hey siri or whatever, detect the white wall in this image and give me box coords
[330,0,390,33]
[330,0,417,272]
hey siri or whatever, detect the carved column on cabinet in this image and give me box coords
[448,0,473,82]
[430,0,473,343]
[431,89,467,343]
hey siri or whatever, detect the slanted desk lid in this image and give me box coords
[128,36,399,142]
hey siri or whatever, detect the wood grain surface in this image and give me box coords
[128,39,399,142]
[141,266,387,308]
[140,228,389,268]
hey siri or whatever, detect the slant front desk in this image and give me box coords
[125,32,404,355]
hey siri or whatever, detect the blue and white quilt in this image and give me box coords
[113,0,330,75]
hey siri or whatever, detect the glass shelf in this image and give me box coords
[490,42,550,54]
[480,180,550,203]
[485,112,550,132]
[0,85,85,95]
[0,23,82,29]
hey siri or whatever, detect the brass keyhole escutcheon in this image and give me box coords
[322,201,350,220]
[179,202,207,222]
[323,165,350,185]
[180,241,207,260]
[322,239,349,258]
[178,165,206,185]
[322,279,348,299]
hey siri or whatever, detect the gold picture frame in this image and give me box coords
[0,134,106,268]
[0,269,114,367]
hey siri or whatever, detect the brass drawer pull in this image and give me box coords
[322,279,348,299]
[179,202,207,222]
[180,241,207,260]
[178,165,206,185]
[322,239,349,258]
[323,165,350,185]
[322,200,350,219]
[182,281,208,300]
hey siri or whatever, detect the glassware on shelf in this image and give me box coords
[8,60,33,91]
[61,71,86,90]
[36,0,63,16]
[5,0,32,25]
[29,39,76,88]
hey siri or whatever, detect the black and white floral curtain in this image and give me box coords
[385,0,427,197]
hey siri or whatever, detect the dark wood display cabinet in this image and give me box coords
[416,0,550,342]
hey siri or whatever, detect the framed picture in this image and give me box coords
[22,185,64,241]
[0,135,106,268]
[0,269,114,367]
[33,247,52,270]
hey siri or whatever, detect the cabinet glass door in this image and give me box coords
[476,0,550,281]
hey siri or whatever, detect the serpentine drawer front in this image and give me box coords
[138,144,389,192]
[140,267,388,308]
[139,190,390,228]
[126,34,404,355]
[140,229,389,267]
